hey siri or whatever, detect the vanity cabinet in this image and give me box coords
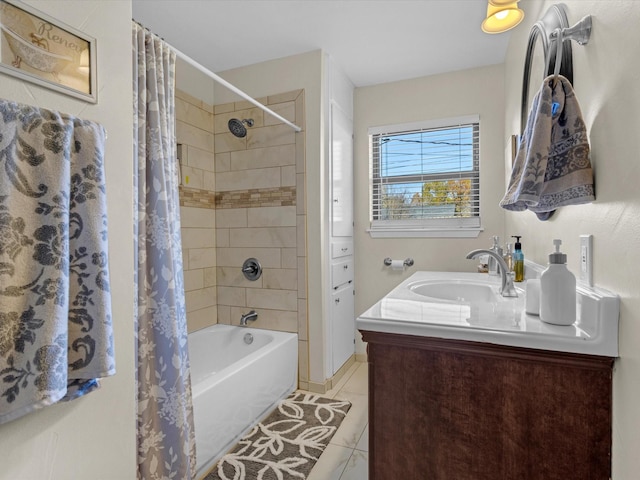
[361,330,614,480]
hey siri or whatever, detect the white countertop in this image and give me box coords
[357,271,619,357]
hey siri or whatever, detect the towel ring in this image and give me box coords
[520,5,572,134]
[520,4,593,134]
[551,27,564,86]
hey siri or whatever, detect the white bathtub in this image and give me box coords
[188,324,298,478]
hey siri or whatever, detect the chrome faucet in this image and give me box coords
[466,249,518,297]
[240,310,258,327]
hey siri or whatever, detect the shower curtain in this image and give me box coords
[133,22,196,479]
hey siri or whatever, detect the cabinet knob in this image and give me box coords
[335,298,340,304]
[333,198,339,203]
[343,265,348,270]
[341,247,348,252]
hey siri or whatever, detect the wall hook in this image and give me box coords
[550,14,592,46]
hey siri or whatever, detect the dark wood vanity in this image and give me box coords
[361,330,614,480]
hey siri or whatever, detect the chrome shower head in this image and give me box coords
[228,118,254,138]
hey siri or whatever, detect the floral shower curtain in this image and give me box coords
[132,22,196,479]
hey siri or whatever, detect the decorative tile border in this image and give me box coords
[179,185,297,210]
[216,186,296,209]
[179,186,216,209]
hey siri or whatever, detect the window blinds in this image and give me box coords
[370,116,480,231]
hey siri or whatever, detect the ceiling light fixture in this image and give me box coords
[481,0,525,34]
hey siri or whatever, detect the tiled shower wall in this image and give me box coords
[177,88,309,388]
[214,90,308,389]
[176,89,218,332]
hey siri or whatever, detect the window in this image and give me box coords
[369,115,481,238]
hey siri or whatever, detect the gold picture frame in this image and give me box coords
[0,0,96,103]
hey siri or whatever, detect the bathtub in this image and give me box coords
[188,324,298,478]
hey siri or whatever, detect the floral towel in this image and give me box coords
[500,75,594,220]
[0,99,114,424]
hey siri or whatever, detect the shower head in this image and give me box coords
[228,118,254,138]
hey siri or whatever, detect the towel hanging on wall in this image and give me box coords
[0,99,114,425]
[500,75,594,220]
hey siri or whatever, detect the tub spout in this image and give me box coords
[466,249,518,297]
[240,310,258,326]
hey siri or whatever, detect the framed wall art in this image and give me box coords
[0,0,97,102]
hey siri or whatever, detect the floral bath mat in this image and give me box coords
[204,391,352,480]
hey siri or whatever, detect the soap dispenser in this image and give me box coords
[540,239,576,326]
[488,236,503,276]
[511,236,524,282]
[503,242,513,272]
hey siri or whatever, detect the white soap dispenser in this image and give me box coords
[540,239,576,326]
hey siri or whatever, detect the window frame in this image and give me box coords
[368,115,482,238]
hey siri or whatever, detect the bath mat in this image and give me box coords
[203,391,351,480]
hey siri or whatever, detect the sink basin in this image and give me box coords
[410,281,498,303]
[357,270,620,357]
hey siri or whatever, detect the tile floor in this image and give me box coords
[305,361,369,480]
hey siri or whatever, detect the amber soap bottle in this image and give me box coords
[512,235,524,282]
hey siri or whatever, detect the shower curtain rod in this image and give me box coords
[173,48,303,133]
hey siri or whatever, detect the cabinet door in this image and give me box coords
[331,240,353,259]
[330,285,355,375]
[331,104,353,237]
[331,258,354,290]
[362,332,614,480]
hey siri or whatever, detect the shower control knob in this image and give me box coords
[242,258,262,281]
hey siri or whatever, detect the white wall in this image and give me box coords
[504,1,640,477]
[0,1,136,479]
[176,56,215,106]
[353,64,507,352]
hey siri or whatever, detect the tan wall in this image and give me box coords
[0,1,135,478]
[353,64,507,353]
[213,91,310,388]
[176,89,218,332]
[503,2,640,477]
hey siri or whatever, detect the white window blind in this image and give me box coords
[369,115,481,237]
